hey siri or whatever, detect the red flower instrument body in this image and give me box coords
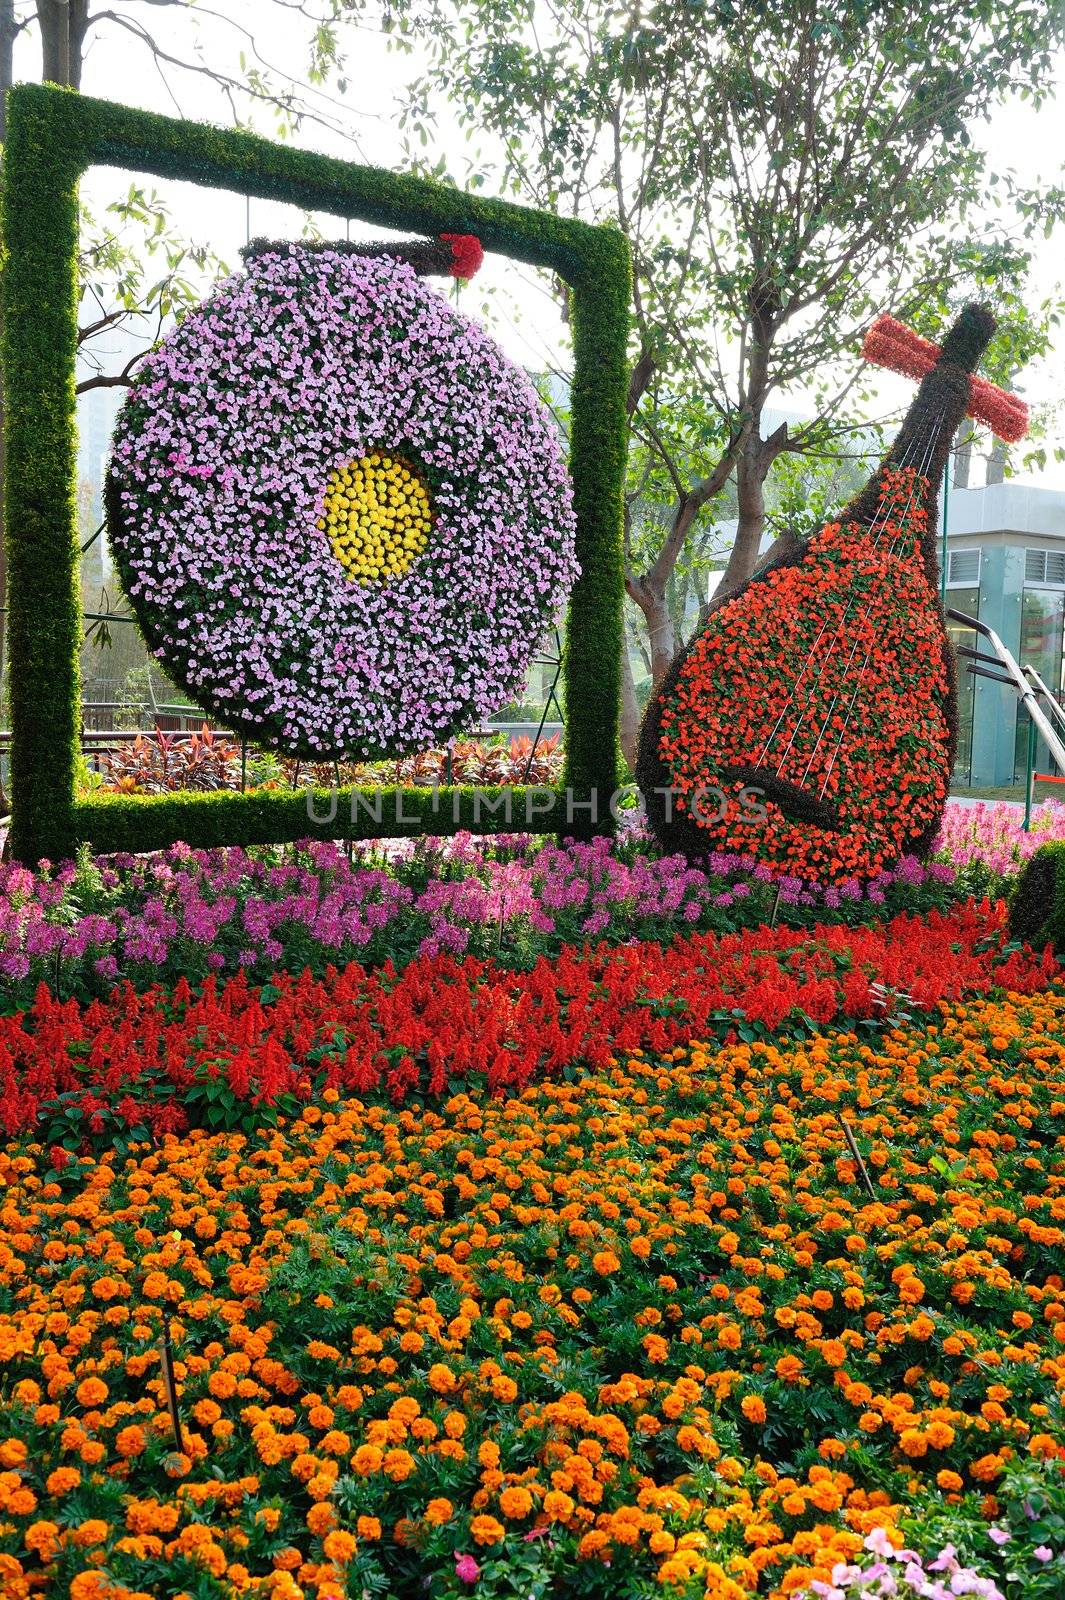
[651,469,950,880]
[636,303,1028,883]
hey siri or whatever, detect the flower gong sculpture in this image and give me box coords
[107,236,578,758]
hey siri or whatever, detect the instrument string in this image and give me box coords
[795,426,941,789]
[769,423,939,782]
[754,421,928,769]
[810,423,944,798]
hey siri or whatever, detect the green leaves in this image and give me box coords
[78,184,229,342]
[183,1063,302,1136]
[402,0,1064,634]
[929,1152,969,1180]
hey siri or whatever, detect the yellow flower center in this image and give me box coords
[318,453,432,584]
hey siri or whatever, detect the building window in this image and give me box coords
[1016,586,1065,779]
[946,587,980,785]
[1025,548,1065,586]
[947,548,981,587]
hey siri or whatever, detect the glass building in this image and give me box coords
[945,482,1065,787]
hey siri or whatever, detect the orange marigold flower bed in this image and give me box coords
[3,987,1065,1596]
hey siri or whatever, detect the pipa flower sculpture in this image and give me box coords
[106,233,577,758]
[637,304,1029,883]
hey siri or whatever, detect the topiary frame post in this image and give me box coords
[1,83,630,864]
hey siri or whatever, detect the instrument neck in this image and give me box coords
[842,302,995,540]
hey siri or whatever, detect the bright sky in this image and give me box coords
[66,0,573,382]
[13,1,1065,486]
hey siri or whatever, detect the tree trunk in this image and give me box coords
[37,0,88,88]
[0,0,14,135]
[645,586,676,689]
[69,0,88,85]
[37,0,68,84]
[620,580,676,769]
[719,443,768,594]
[620,637,641,776]
[953,422,974,489]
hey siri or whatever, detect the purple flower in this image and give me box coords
[0,827,973,1006]
[108,248,578,759]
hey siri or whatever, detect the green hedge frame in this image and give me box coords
[2,83,630,864]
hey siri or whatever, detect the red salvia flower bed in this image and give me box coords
[0,899,1054,1143]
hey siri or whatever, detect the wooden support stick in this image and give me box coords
[159,1320,187,1457]
[839,1113,877,1199]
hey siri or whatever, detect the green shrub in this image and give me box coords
[1009,841,1065,950]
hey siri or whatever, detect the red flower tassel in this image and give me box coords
[439,233,484,281]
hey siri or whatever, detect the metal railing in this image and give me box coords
[949,606,1065,825]
[1024,665,1065,740]
[79,701,212,734]
[0,712,563,790]
[948,608,1065,771]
